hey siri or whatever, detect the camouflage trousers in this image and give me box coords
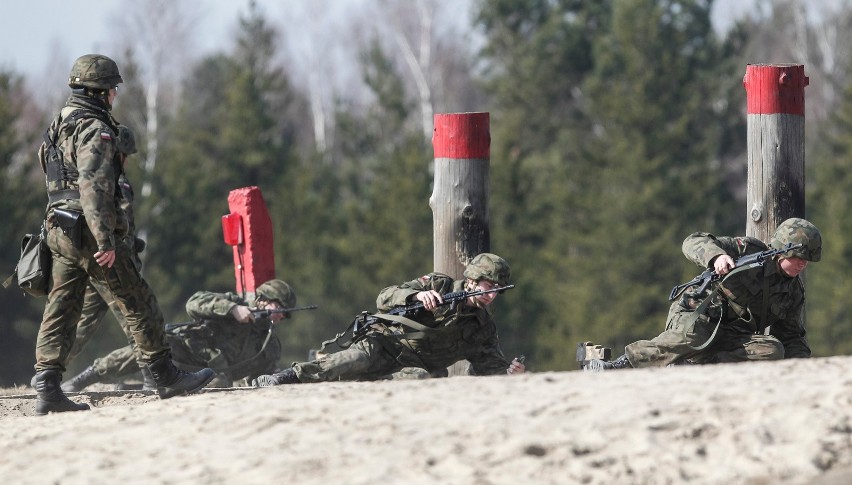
[66,245,144,366]
[294,334,432,382]
[66,280,135,366]
[625,300,785,368]
[165,330,279,384]
[36,225,169,373]
[91,345,139,380]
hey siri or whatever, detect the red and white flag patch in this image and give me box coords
[100,132,112,141]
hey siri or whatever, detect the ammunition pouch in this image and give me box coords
[53,208,84,249]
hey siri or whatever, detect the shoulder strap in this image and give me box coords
[683,263,765,351]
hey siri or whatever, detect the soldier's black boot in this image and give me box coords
[147,356,216,399]
[584,354,633,372]
[141,366,157,391]
[252,367,300,387]
[60,365,101,392]
[34,370,91,416]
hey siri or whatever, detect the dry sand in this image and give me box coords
[1,356,851,485]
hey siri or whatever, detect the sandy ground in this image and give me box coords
[1,356,851,485]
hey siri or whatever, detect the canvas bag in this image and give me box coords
[2,224,52,297]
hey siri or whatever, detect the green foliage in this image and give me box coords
[4,2,852,385]
[478,0,743,368]
[0,70,49,386]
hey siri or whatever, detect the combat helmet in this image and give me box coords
[463,253,511,287]
[770,218,822,262]
[116,125,137,155]
[255,279,296,308]
[68,54,123,91]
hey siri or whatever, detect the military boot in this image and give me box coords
[60,365,101,392]
[584,354,633,372]
[34,370,91,416]
[141,366,157,391]
[147,356,216,399]
[252,367,300,387]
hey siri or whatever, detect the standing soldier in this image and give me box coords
[586,218,822,371]
[34,54,214,415]
[60,125,155,392]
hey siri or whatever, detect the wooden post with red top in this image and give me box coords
[430,112,491,279]
[431,112,491,377]
[221,186,275,297]
[743,64,808,241]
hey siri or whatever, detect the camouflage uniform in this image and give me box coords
[81,280,297,387]
[165,290,283,383]
[293,273,511,383]
[35,54,213,413]
[624,227,815,368]
[66,171,144,367]
[37,94,170,374]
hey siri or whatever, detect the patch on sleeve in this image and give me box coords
[100,132,113,141]
[736,238,747,252]
[419,274,432,281]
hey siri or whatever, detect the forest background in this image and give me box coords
[2,0,851,386]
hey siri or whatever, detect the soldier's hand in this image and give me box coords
[230,305,254,323]
[713,255,735,275]
[94,249,116,268]
[507,356,526,375]
[415,290,443,310]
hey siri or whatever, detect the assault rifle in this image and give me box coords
[164,304,318,332]
[319,284,515,352]
[668,242,802,301]
[353,284,515,333]
[251,304,318,320]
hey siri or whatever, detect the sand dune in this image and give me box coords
[1,356,851,484]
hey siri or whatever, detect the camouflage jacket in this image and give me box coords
[375,273,511,375]
[184,290,280,360]
[39,94,127,251]
[682,232,810,358]
[117,173,145,269]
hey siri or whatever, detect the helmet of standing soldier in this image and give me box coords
[116,125,137,155]
[255,279,296,308]
[68,54,123,91]
[770,218,822,262]
[463,253,511,287]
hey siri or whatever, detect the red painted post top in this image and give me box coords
[433,112,490,159]
[743,64,808,116]
[225,186,275,294]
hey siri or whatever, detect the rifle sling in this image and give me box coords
[372,313,435,332]
[683,262,765,351]
[318,312,439,353]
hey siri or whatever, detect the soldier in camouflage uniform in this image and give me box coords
[33,54,215,415]
[62,279,298,389]
[252,253,526,386]
[59,125,151,392]
[586,218,822,371]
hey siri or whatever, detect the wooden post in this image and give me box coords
[431,112,491,376]
[222,186,276,297]
[430,112,491,275]
[743,64,808,240]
